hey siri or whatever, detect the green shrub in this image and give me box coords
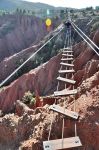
[22,91,36,105]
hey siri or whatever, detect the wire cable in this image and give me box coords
[0,26,64,88]
[48,111,54,141]
[72,23,99,56]
[48,26,69,141]
[72,21,99,51]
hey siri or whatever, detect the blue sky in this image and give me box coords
[23,0,99,8]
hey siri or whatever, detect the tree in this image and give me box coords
[28,10,30,14]
[32,11,35,16]
[19,9,22,14]
[60,9,65,19]
[23,9,26,14]
[16,8,19,13]
[86,7,93,11]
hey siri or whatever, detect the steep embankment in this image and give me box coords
[0,72,99,150]
[0,25,99,150]
[0,14,61,83]
[0,29,99,113]
[0,53,61,112]
[0,14,47,62]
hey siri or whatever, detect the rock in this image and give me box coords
[0,44,39,83]
[0,17,99,150]
[15,100,34,116]
[0,15,61,83]
[0,53,61,113]
[0,15,47,63]
[18,113,34,141]
[93,30,99,46]
[0,25,99,114]
[0,110,3,117]
[0,87,99,150]
[20,139,38,150]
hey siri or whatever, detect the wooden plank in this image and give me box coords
[61,58,73,61]
[63,50,73,53]
[49,104,79,119]
[62,54,73,57]
[59,70,75,73]
[54,89,77,96]
[57,77,76,84]
[60,62,74,67]
[43,136,82,150]
[63,47,72,50]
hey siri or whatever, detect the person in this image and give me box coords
[64,20,71,29]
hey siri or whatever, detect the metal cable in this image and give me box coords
[71,23,99,56]
[62,27,72,145]
[62,100,65,148]
[70,26,78,136]
[0,26,64,88]
[64,30,68,48]
[69,26,77,137]
[48,28,67,141]
[47,27,66,141]
[67,30,70,47]
[48,26,68,142]
[61,29,69,147]
[72,21,99,51]
[73,85,77,137]
[48,111,54,141]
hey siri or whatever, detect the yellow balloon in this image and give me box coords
[45,18,52,27]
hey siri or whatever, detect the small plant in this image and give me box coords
[22,91,36,105]
[30,97,35,105]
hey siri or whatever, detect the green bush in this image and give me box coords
[22,91,36,105]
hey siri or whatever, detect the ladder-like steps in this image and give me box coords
[60,62,74,67]
[62,54,73,57]
[61,58,73,61]
[59,70,75,73]
[49,104,78,119]
[63,47,72,50]
[43,136,82,150]
[54,89,77,96]
[57,77,76,84]
[63,50,73,53]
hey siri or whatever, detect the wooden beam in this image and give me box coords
[61,58,73,61]
[59,70,75,73]
[63,47,72,50]
[49,104,79,119]
[63,50,73,53]
[60,62,74,67]
[43,136,82,150]
[54,89,77,96]
[57,77,76,84]
[62,54,73,57]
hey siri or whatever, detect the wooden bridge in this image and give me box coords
[43,23,82,149]
[0,15,99,150]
